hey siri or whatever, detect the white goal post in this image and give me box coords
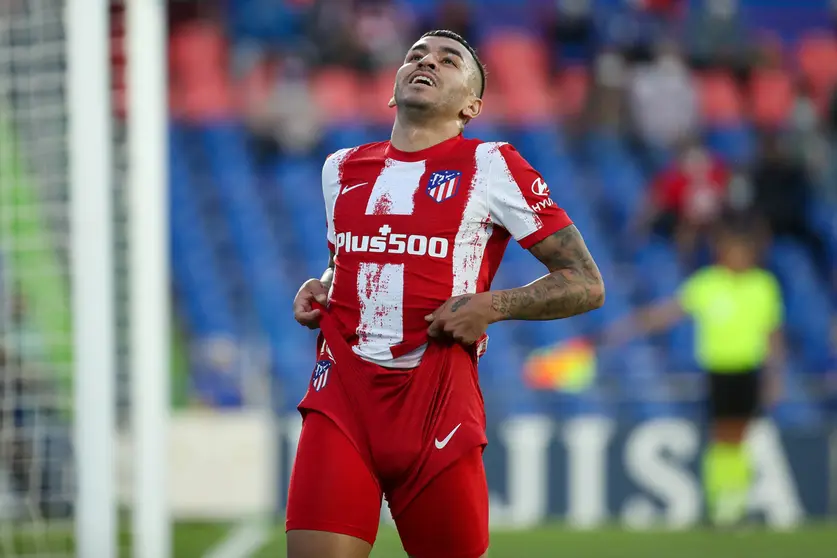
[127,1,171,558]
[67,0,116,557]
[68,0,170,557]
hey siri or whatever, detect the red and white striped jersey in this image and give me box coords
[322,134,572,368]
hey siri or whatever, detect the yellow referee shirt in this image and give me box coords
[678,266,783,372]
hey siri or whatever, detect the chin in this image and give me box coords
[397,91,436,111]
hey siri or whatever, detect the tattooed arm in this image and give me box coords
[425,226,603,342]
[490,225,605,322]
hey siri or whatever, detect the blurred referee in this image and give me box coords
[604,214,786,527]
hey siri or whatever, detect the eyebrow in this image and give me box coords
[409,43,465,61]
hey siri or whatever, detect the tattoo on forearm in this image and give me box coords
[450,296,472,312]
[491,225,604,321]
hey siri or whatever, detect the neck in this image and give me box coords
[390,111,462,153]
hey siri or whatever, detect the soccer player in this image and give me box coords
[603,216,785,527]
[288,29,605,558]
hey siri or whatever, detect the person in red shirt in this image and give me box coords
[288,29,605,558]
[639,139,731,261]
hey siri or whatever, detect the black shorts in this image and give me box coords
[707,370,761,419]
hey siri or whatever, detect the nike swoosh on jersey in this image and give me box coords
[434,423,462,449]
[342,182,369,194]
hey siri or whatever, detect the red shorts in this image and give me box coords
[286,411,489,558]
[286,307,489,557]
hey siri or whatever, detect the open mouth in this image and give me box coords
[409,74,435,87]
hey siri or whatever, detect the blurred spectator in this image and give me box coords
[305,0,373,71]
[589,50,629,132]
[227,0,312,76]
[431,0,474,43]
[549,0,597,64]
[684,0,751,80]
[355,0,413,70]
[628,38,699,169]
[749,133,829,280]
[638,139,730,262]
[823,87,837,204]
[243,55,322,158]
[598,0,670,63]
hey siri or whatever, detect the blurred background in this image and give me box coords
[1,0,837,556]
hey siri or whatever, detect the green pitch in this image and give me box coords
[5,523,837,557]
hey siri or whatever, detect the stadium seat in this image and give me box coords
[769,240,833,372]
[361,67,400,125]
[749,69,795,128]
[199,122,299,353]
[696,71,744,127]
[170,136,237,338]
[796,31,837,111]
[482,30,550,91]
[585,131,645,232]
[553,66,590,120]
[310,68,363,125]
[169,22,234,120]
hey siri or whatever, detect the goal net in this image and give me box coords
[0,0,78,555]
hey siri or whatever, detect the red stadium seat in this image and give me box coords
[311,68,362,124]
[797,32,837,93]
[749,69,794,128]
[696,72,743,126]
[553,66,590,118]
[169,22,234,120]
[361,67,400,125]
[482,30,549,89]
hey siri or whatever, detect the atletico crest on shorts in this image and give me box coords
[426,170,462,203]
[312,359,332,392]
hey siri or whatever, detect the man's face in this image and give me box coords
[392,36,480,120]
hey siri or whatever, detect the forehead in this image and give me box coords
[408,36,474,65]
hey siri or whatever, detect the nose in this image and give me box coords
[418,54,436,71]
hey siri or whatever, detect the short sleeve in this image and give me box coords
[487,143,573,249]
[764,273,784,329]
[677,272,704,314]
[322,148,352,252]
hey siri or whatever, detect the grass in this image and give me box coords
[2,523,836,557]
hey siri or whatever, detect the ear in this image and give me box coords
[460,96,483,122]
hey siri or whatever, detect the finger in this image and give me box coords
[314,293,328,305]
[425,313,435,322]
[427,319,443,338]
[295,309,321,324]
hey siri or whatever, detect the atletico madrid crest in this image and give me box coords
[311,359,332,392]
[426,170,462,203]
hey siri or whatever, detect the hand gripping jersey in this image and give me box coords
[323,134,573,368]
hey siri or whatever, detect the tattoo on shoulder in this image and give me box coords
[491,225,604,320]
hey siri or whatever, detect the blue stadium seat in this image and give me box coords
[321,124,377,158]
[586,132,645,231]
[704,125,755,167]
[198,122,303,357]
[169,124,237,337]
[769,240,833,372]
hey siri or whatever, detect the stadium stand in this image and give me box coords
[163,0,836,425]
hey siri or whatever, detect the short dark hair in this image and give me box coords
[420,29,486,98]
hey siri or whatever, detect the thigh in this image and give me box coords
[286,411,382,555]
[394,447,489,558]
